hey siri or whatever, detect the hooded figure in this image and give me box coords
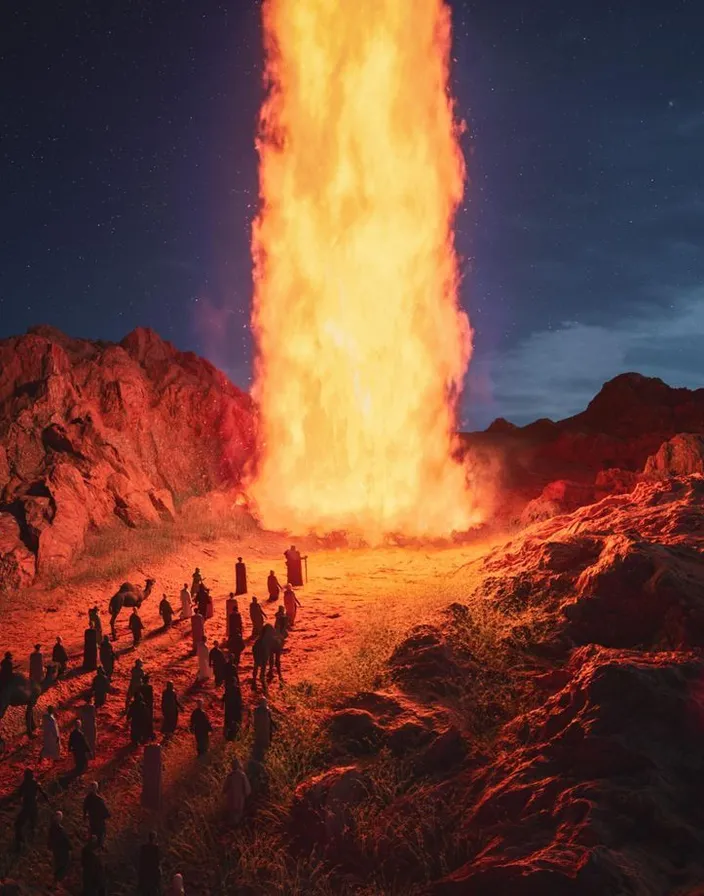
[191,612,205,653]
[29,645,44,684]
[253,697,274,757]
[80,699,97,754]
[196,638,211,682]
[99,637,115,678]
[83,782,110,847]
[161,681,183,734]
[52,637,68,678]
[209,641,226,686]
[249,597,265,639]
[68,719,92,773]
[267,570,281,602]
[138,831,162,896]
[222,681,243,740]
[283,585,302,627]
[125,659,145,709]
[83,625,98,671]
[234,557,247,596]
[274,606,288,638]
[15,768,48,848]
[180,584,193,620]
[159,595,174,628]
[223,757,251,825]
[129,608,144,647]
[88,606,103,642]
[189,700,212,756]
[284,545,304,587]
[81,835,106,895]
[190,568,203,598]
[92,667,110,708]
[48,810,71,882]
[41,706,61,760]
[127,693,150,746]
[196,584,209,619]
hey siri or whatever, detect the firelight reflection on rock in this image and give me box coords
[249,0,480,541]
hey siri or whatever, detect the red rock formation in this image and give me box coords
[644,432,704,477]
[0,326,254,586]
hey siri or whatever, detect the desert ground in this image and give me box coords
[0,519,507,894]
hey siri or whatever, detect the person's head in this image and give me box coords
[136,659,143,667]
[237,556,242,562]
[96,665,104,675]
[148,830,157,844]
[74,718,82,729]
[201,636,207,645]
[277,605,284,613]
[143,673,150,683]
[85,695,93,705]
[91,781,99,793]
[23,768,33,781]
[47,705,55,716]
[4,651,12,660]
[55,810,63,823]
[34,644,40,651]
[166,680,173,690]
[196,699,203,709]
[184,583,188,589]
[56,636,62,644]
[172,873,185,894]
[258,696,268,707]
[232,756,242,770]
[93,605,99,613]
[269,569,274,576]
[132,607,138,614]
[290,544,295,550]
[214,640,219,649]
[252,596,258,604]
[195,567,200,574]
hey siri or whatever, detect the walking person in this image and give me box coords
[223,756,251,825]
[80,697,97,755]
[222,681,243,741]
[249,596,266,639]
[189,700,212,756]
[83,781,110,848]
[13,769,48,849]
[92,666,110,709]
[47,810,71,883]
[40,706,61,762]
[159,594,174,629]
[129,607,144,647]
[161,681,183,735]
[266,569,281,603]
[234,557,247,595]
[99,636,116,678]
[68,719,92,774]
[180,583,193,620]
[283,584,302,627]
[52,637,68,678]
[138,830,162,896]
[29,644,44,685]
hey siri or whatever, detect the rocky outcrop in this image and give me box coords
[644,432,704,477]
[0,326,254,586]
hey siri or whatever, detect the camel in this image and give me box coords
[251,624,283,692]
[0,670,51,751]
[108,578,155,639]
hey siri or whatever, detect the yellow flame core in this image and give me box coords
[250,0,479,540]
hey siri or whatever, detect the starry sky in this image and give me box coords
[1,0,703,429]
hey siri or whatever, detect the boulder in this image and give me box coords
[644,433,704,477]
[289,766,372,851]
[0,512,36,591]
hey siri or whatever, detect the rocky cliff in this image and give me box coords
[0,326,254,589]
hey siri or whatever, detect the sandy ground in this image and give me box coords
[0,528,502,891]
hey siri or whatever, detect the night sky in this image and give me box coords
[1,0,703,428]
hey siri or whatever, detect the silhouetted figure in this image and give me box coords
[267,569,281,602]
[81,835,106,895]
[140,674,155,739]
[196,584,209,619]
[223,756,251,825]
[190,568,202,598]
[80,698,97,754]
[180,584,193,620]
[83,782,110,848]
[196,637,210,682]
[138,830,162,896]
[222,681,243,741]
[161,681,182,735]
[88,606,103,643]
[127,693,150,746]
[209,641,226,686]
[189,700,212,756]
[283,585,302,627]
[235,557,247,595]
[253,696,275,759]
[191,612,204,653]
[92,667,110,709]
[249,596,266,639]
[159,594,174,629]
[222,657,238,691]
[129,608,144,647]
[29,644,44,684]
[0,651,15,690]
[14,768,47,849]
[40,706,61,761]
[268,635,283,684]
[284,545,304,587]
[83,625,98,672]
[69,719,92,774]
[52,637,68,678]
[99,637,115,678]
[48,809,71,882]
[126,658,145,708]
[274,605,288,638]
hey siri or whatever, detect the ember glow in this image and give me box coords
[249,0,479,540]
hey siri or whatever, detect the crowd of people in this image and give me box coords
[0,546,307,894]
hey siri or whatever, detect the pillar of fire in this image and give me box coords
[249,0,478,540]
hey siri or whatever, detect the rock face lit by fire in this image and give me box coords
[0,326,254,589]
[249,0,476,540]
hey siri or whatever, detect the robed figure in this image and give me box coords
[235,558,247,596]
[284,546,304,588]
[83,627,98,672]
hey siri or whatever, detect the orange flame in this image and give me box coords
[249,0,480,540]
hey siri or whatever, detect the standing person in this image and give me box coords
[127,693,150,746]
[268,632,284,684]
[125,659,145,709]
[234,557,247,596]
[140,674,155,739]
[284,545,304,588]
[83,623,98,672]
[189,700,212,756]
[52,637,68,678]
[81,835,106,896]
[179,584,193,620]
[68,719,92,774]
[205,587,214,620]
[253,697,275,759]
[40,706,61,762]
[88,607,103,643]
[13,769,48,849]
[83,782,110,848]
[196,638,211,683]
[190,568,203,598]
[266,569,281,603]
[99,636,115,679]
[0,650,15,689]
[195,583,209,619]
[138,830,162,896]
[209,641,226,687]
[161,681,182,735]
[92,667,110,709]
[168,874,185,895]
[47,810,71,883]
[249,596,266,639]
[29,644,44,684]
[80,698,97,755]
[274,606,288,638]
[222,681,243,741]
[283,584,302,627]
[159,594,174,629]
[190,611,204,654]
[223,756,251,825]
[129,608,144,647]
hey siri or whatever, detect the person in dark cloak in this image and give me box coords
[249,596,266,639]
[267,569,281,602]
[222,655,239,690]
[189,699,212,756]
[268,633,283,684]
[209,640,227,687]
[196,583,209,619]
[13,768,48,849]
[190,567,203,598]
[52,637,68,678]
[235,557,247,595]
[222,680,243,741]
[284,545,304,587]
[274,606,288,638]
[88,607,103,643]
[127,693,150,746]
[91,667,110,709]
[29,644,44,684]
[68,718,92,774]
[161,681,182,735]
[139,674,155,739]
[251,628,269,692]
[129,608,144,647]
[228,625,245,668]
[81,835,106,895]
[138,830,162,896]
[159,594,174,629]
[83,625,98,672]
[0,651,15,690]
[83,781,110,848]
[48,809,71,883]
[99,637,115,678]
